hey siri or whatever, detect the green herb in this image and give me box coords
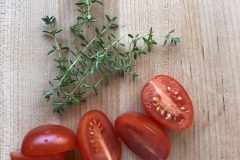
[163,29,181,46]
[42,16,56,25]
[42,0,180,115]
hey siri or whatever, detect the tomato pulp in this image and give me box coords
[141,75,194,131]
[77,110,122,160]
[115,112,171,160]
[21,124,78,156]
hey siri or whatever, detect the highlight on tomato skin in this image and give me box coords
[141,75,194,131]
[21,124,78,156]
[115,112,171,160]
[77,110,122,160]
[10,150,67,160]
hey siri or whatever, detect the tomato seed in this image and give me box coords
[89,139,95,143]
[89,121,93,126]
[161,110,165,115]
[167,86,171,91]
[180,106,185,110]
[177,96,182,100]
[165,113,171,120]
[152,97,158,102]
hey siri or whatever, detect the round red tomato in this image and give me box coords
[115,112,171,160]
[141,75,194,131]
[77,110,122,160]
[10,150,67,160]
[21,124,78,156]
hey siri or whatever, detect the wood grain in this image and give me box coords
[1,0,240,159]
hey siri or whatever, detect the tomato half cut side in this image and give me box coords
[115,112,171,160]
[77,110,122,160]
[141,75,194,131]
[21,124,78,156]
[10,150,67,160]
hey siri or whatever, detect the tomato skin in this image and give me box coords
[77,110,122,160]
[10,150,67,160]
[141,75,194,131]
[21,124,78,156]
[115,112,171,160]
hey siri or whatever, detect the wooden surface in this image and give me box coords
[1,0,240,159]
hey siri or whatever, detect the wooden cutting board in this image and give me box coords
[1,0,240,159]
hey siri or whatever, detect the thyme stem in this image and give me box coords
[52,19,116,93]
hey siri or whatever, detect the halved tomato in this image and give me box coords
[115,112,171,160]
[77,110,122,160]
[21,124,78,156]
[141,75,194,131]
[10,150,67,160]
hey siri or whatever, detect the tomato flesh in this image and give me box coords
[10,150,67,160]
[141,75,194,131]
[115,112,171,160]
[77,110,122,160]
[21,124,78,156]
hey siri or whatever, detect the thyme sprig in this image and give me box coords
[163,29,181,46]
[42,0,180,115]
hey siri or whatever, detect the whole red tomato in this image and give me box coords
[141,75,194,130]
[10,150,67,160]
[77,110,122,160]
[115,112,171,160]
[21,124,78,156]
